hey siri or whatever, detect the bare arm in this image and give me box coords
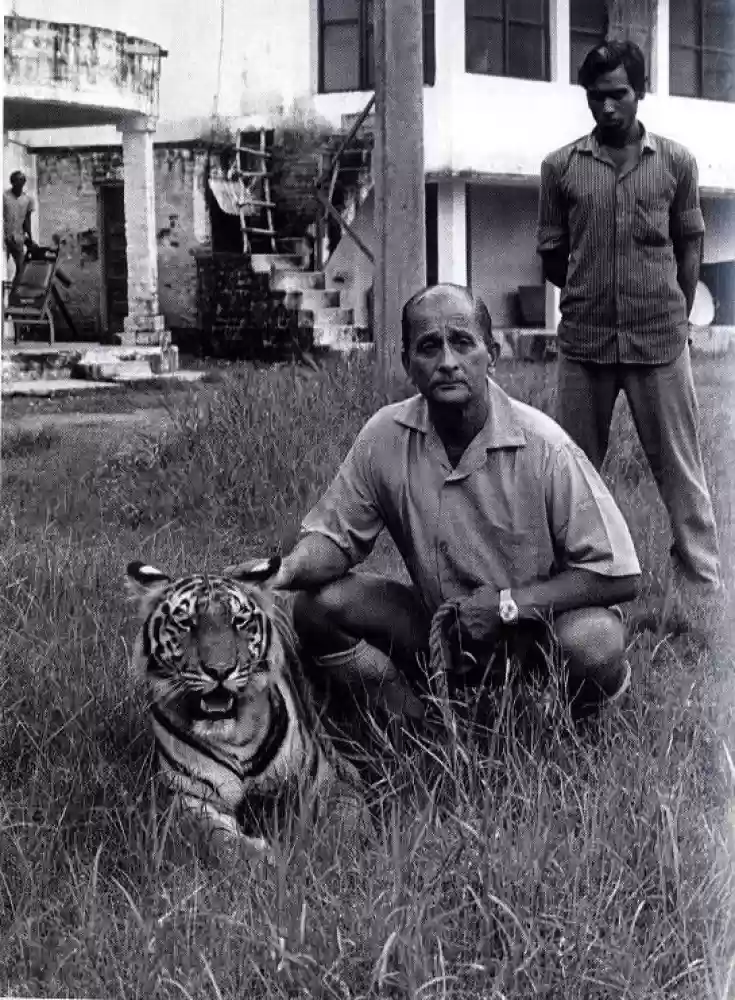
[513,568,639,621]
[271,533,351,591]
[453,569,639,648]
[674,235,702,317]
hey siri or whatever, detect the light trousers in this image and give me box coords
[556,347,720,586]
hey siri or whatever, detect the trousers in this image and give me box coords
[556,346,720,586]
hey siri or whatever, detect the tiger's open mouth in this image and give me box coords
[198,689,236,720]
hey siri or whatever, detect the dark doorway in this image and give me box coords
[98,182,128,336]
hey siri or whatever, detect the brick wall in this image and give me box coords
[154,147,201,330]
[34,144,204,337]
[195,252,312,360]
[34,149,120,337]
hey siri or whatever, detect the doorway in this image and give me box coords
[98,182,128,337]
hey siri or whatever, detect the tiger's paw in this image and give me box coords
[208,828,277,867]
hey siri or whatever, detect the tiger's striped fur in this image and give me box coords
[126,558,363,856]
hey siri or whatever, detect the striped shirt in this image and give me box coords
[537,125,705,364]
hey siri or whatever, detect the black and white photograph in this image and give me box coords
[1,0,734,997]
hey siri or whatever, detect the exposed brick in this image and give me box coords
[195,253,312,361]
[35,144,203,337]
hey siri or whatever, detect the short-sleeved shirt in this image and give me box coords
[3,189,34,247]
[537,126,705,365]
[301,380,640,616]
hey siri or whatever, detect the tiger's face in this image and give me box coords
[127,558,288,723]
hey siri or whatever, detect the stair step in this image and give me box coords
[251,253,301,274]
[271,270,326,292]
[298,289,341,310]
[313,324,371,351]
[3,344,179,383]
[315,306,354,325]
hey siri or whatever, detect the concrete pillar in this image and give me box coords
[436,179,468,286]
[434,0,464,177]
[193,150,211,245]
[650,0,670,95]
[117,114,167,346]
[373,0,426,390]
[545,281,561,330]
[549,0,571,84]
[435,0,465,84]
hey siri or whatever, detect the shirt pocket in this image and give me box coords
[633,199,670,248]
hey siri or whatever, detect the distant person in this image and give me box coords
[537,40,721,627]
[253,284,641,722]
[3,171,34,285]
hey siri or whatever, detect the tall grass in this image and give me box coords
[1,355,734,998]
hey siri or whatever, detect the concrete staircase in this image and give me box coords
[251,253,371,352]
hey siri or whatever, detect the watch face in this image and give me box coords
[500,600,518,624]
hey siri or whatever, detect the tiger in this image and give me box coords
[125,556,364,858]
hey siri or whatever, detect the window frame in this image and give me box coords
[569,0,608,84]
[465,0,550,81]
[670,0,735,102]
[318,0,436,94]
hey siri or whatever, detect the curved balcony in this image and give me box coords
[4,15,166,130]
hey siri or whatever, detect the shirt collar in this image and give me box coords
[576,122,657,157]
[392,378,527,450]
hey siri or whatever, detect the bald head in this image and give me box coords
[401,284,494,357]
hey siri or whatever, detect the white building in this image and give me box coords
[5,0,735,341]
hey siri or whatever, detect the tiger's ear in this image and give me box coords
[126,561,171,615]
[224,555,281,585]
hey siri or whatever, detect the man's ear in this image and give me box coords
[224,556,282,585]
[488,339,501,369]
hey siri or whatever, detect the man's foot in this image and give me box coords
[569,658,631,721]
[605,658,631,706]
[311,641,426,721]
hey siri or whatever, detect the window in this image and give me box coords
[319,0,435,93]
[670,0,735,102]
[570,0,607,83]
[466,0,549,80]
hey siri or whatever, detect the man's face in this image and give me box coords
[585,64,640,141]
[403,292,492,408]
[10,174,26,195]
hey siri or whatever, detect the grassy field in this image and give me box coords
[1,354,734,999]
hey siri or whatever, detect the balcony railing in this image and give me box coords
[4,16,166,117]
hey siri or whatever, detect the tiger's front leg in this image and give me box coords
[179,795,276,863]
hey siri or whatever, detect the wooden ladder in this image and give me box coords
[234,128,277,254]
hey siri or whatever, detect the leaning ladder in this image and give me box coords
[234,128,277,254]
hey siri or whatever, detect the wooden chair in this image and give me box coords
[3,246,61,345]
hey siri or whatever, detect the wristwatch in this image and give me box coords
[499,588,520,625]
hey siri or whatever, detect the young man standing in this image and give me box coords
[3,171,34,285]
[537,40,721,622]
